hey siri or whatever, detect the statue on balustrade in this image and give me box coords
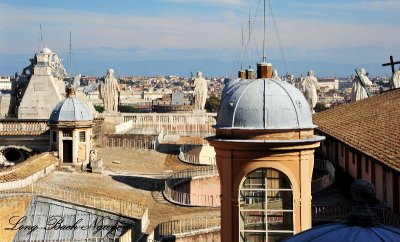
[351,68,372,102]
[100,69,120,112]
[193,71,208,110]
[390,70,400,89]
[301,70,320,113]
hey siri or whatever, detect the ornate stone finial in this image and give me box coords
[347,179,379,227]
[67,87,75,98]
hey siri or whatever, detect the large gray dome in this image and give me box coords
[283,223,400,242]
[216,79,314,129]
[49,95,93,123]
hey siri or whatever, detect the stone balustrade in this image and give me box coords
[122,113,216,136]
[0,120,49,135]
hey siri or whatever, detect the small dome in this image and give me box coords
[216,78,313,129]
[283,223,400,242]
[49,91,93,123]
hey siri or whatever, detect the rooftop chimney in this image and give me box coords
[246,67,255,79]
[238,70,246,79]
[257,61,272,78]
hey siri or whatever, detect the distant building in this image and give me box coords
[142,90,170,101]
[152,91,192,113]
[339,79,353,89]
[0,77,12,91]
[318,78,339,92]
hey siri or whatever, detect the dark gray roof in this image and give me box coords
[216,78,313,129]
[284,223,400,242]
[49,96,93,123]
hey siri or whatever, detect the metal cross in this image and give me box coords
[382,56,400,75]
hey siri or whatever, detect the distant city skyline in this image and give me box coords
[0,0,399,77]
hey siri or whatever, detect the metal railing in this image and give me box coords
[157,215,220,237]
[312,204,400,228]
[163,184,221,207]
[0,183,149,232]
[163,166,220,207]
[178,144,216,166]
[168,166,219,181]
[311,159,335,193]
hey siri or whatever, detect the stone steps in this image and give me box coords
[59,165,76,173]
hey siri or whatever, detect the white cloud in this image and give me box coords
[0,2,399,65]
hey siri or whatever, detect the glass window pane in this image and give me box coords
[243,169,265,189]
[267,211,293,231]
[240,168,294,242]
[240,211,266,230]
[240,190,265,210]
[268,232,293,242]
[267,191,293,210]
[240,232,266,242]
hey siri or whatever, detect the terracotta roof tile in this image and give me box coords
[313,89,400,172]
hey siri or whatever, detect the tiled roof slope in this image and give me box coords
[313,89,400,172]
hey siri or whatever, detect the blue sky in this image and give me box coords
[0,0,399,77]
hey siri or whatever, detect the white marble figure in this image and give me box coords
[193,71,208,110]
[390,70,400,89]
[100,69,120,112]
[301,70,320,113]
[351,68,372,102]
[89,150,97,163]
[271,69,282,81]
[286,74,296,86]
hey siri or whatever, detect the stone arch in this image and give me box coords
[237,166,296,241]
[234,162,300,203]
[0,145,34,166]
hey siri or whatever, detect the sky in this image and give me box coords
[0,0,399,77]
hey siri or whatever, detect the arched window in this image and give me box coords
[239,168,294,242]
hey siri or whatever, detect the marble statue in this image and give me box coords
[193,71,208,110]
[301,70,320,113]
[390,70,400,89]
[72,74,81,90]
[100,69,120,112]
[286,74,296,86]
[271,69,282,81]
[89,149,97,163]
[351,68,372,102]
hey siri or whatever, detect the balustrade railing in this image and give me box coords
[0,120,49,134]
[312,204,400,228]
[104,136,157,151]
[163,184,221,207]
[168,166,219,181]
[163,166,220,207]
[157,215,220,237]
[178,144,216,166]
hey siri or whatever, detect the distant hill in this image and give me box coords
[0,54,391,78]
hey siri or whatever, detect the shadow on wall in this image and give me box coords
[111,175,166,192]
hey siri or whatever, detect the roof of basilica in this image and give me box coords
[216,78,314,130]
[313,88,400,172]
